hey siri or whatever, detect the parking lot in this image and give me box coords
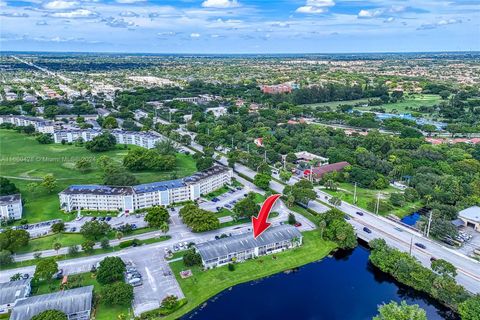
[456,227,480,257]
[126,249,184,316]
[200,186,250,213]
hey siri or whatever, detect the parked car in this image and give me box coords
[128,278,143,287]
[414,243,426,249]
[106,217,112,221]
[294,222,302,227]
[430,257,437,262]
[363,227,372,234]
[344,215,350,220]
[355,211,364,216]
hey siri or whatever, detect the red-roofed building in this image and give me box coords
[303,161,350,181]
[261,84,292,94]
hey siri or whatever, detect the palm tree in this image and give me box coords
[160,222,169,235]
[116,231,124,241]
[53,242,61,255]
[318,220,327,240]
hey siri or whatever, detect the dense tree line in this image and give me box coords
[179,204,219,232]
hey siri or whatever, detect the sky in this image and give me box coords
[0,0,479,53]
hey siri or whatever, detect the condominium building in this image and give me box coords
[10,286,93,320]
[0,279,31,314]
[53,129,163,149]
[59,165,233,213]
[53,129,102,144]
[0,194,23,221]
[0,115,54,133]
[195,225,303,269]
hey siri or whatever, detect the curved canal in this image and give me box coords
[182,242,457,320]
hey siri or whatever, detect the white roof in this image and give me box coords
[459,206,480,223]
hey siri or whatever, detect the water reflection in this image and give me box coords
[183,242,458,320]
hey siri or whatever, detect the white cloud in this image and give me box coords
[296,0,335,14]
[43,1,78,10]
[0,12,29,17]
[119,11,138,17]
[418,18,462,30]
[190,32,200,38]
[358,6,406,19]
[49,9,98,18]
[201,0,240,9]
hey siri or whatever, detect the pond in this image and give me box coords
[182,242,457,320]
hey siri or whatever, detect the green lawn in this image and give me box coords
[203,186,231,200]
[322,182,420,218]
[0,129,197,223]
[31,272,132,320]
[300,98,371,109]
[353,94,442,115]
[16,227,158,254]
[0,235,170,270]
[163,230,336,320]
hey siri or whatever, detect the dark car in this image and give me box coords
[344,215,350,220]
[430,257,437,262]
[106,217,112,221]
[91,217,97,221]
[415,243,426,249]
[355,211,364,216]
[363,227,372,233]
[212,198,219,202]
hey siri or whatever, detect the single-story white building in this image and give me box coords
[458,206,480,232]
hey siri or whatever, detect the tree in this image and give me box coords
[278,170,291,183]
[100,237,110,249]
[196,156,214,171]
[0,250,13,266]
[159,221,169,235]
[36,133,54,144]
[97,256,126,285]
[288,213,297,225]
[459,295,480,320]
[68,245,79,256]
[0,177,19,195]
[101,282,133,305]
[102,116,118,129]
[53,242,61,254]
[324,219,357,249]
[155,139,177,156]
[431,259,457,278]
[80,221,111,240]
[81,240,95,253]
[233,193,260,218]
[0,228,30,252]
[31,310,67,320]
[183,249,202,267]
[75,158,92,172]
[116,231,124,241]
[328,196,342,207]
[145,206,170,228]
[34,258,58,281]
[253,173,271,190]
[161,295,179,310]
[318,220,326,240]
[102,164,138,186]
[10,273,22,281]
[41,174,57,193]
[85,132,116,152]
[51,222,65,233]
[179,204,220,232]
[373,301,427,320]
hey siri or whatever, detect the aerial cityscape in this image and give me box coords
[0,0,479,320]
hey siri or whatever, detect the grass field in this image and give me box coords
[301,94,442,116]
[16,227,158,254]
[164,230,336,319]
[0,129,197,223]
[31,272,131,320]
[322,182,420,218]
[353,94,442,114]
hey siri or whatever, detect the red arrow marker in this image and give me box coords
[252,194,281,239]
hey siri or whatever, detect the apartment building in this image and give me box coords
[196,225,303,269]
[0,279,31,314]
[53,129,163,149]
[0,194,23,221]
[59,165,233,213]
[0,115,54,133]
